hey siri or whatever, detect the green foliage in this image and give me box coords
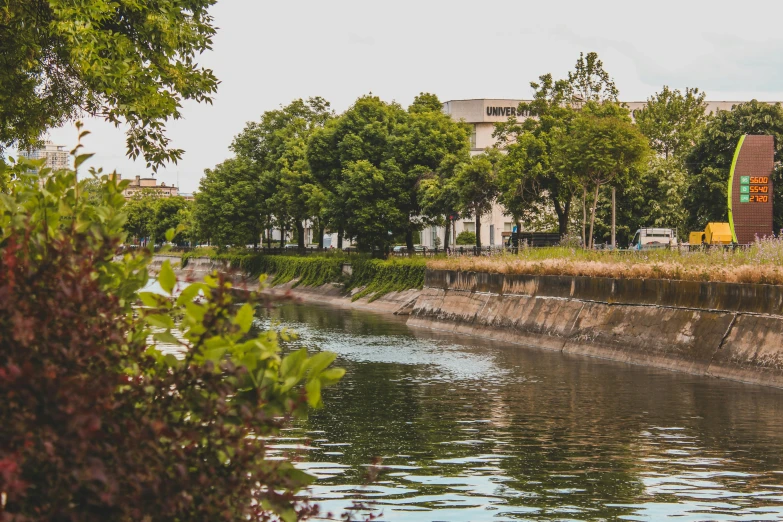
[346,257,426,302]
[186,253,345,288]
[635,86,708,160]
[0,145,342,520]
[454,149,502,248]
[0,0,219,169]
[684,100,783,231]
[455,231,477,245]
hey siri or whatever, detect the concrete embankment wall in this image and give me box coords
[409,270,783,388]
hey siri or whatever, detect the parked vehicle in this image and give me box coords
[629,228,678,250]
[688,222,733,246]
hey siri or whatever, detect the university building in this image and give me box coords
[115,174,193,201]
[418,99,770,249]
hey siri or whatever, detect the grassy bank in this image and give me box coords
[181,252,426,298]
[345,258,426,302]
[428,238,783,285]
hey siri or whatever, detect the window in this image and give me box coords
[463,222,475,233]
[470,125,477,149]
[503,222,513,232]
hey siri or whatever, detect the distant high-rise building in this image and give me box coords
[20,141,70,171]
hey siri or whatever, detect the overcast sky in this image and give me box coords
[36,0,783,192]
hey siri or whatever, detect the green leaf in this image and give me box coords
[305,378,322,407]
[74,153,95,169]
[159,260,176,294]
[306,351,337,378]
[165,227,175,242]
[139,291,166,308]
[175,283,202,305]
[145,314,173,329]
[153,331,181,345]
[319,368,345,386]
[280,348,307,379]
[233,303,254,333]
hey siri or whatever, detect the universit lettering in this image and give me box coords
[486,106,529,117]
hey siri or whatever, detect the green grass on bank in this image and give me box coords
[181,252,427,299]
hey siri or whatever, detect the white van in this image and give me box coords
[630,228,678,250]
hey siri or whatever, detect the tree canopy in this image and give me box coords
[0,0,219,169]
[635,86,708,160]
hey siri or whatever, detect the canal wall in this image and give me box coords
[408,270,783,388]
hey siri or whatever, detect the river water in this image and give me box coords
[258,302,783,522]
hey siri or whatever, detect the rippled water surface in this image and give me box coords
[260,303,783,521]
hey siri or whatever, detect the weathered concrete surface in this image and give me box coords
[410,270,783,388]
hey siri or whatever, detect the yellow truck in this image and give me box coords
[689,222,733,246]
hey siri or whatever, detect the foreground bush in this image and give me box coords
[0,153,342,520]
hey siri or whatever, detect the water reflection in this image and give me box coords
[260,302,783,521]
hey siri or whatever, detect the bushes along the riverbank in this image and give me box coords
[346,258,426,302]
[182,253,426,298]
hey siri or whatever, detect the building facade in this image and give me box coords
[19,141,70,171]
[117,175,182,200]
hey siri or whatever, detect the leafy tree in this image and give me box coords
[495,52,619,237]
[453,150,501,249]
[635,86,708,160]
[232,98,334,249]
[1,0,219,169]
[389,93,470,251]
[557,103,650,248]
[307,95,406,248]
[123,191,159,245]
[566,51,619,105]
[685,100,783,232]
[151,196,191,244]
[338,160,408,254]
[194,157,269,248]
[418,153,467,248]
[0,153,343,520]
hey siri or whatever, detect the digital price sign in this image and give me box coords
[727,135,774,244]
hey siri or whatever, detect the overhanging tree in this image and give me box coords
[1,0,219,169]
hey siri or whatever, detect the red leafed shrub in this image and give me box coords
[0,152,342,520]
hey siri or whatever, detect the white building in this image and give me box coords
[19,141,70,171]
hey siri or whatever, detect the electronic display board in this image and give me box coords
[727,135,774,244]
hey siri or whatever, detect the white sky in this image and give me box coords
[30,0,783,192]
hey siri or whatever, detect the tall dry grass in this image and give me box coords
[428,237,783,285]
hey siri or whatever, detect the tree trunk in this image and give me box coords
[552,197,570,238]
[475,212,482,250]
[337,227,343,249]
[588,183,600,249]
[611,187,616,249]
[317,222,325,250]
[443,215,451,252]
[266,227,272,249]
[280,226,285,248]
[296,221,306,251]
[406,229,414,254]
[581,186,587,248]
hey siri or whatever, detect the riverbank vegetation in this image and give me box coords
[0,152,343,520]
[346,258,427,301]
[429,237,783,285]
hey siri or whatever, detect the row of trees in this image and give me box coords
[192,52,783,251]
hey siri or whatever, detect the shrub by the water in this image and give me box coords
[346,257,426,302]
[184,253,345,287]
[0,153,342,521]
